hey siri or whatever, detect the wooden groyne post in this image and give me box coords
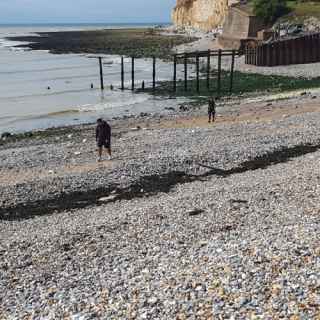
[184,55,188,91]
[131,57,135,91]
[173,54,177,92]
[121,57,124,91]
[98,57,104,90]
[229,50,235,94]
[217,49,222,96]
[196,53,200,93]
[152,56,156,92]
[206,50,211,90]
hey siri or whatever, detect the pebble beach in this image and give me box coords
[1,95,320,319]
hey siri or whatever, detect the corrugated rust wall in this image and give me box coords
[245,33,320,66]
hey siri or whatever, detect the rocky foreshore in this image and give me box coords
[1,97,320,319]
[6,28,196,60]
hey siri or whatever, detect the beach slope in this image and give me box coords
[1,98,320,318]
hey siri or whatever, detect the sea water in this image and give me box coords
[0,24,188,134]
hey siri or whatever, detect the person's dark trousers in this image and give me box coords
[208,112,216,123]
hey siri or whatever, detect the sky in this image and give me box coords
[0,0,176,24]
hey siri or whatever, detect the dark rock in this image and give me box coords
[1,132,12,139]
[62,243,72,252]
[188,209,205,216]
[219,225,235,232]
[179,105,189,112]
[230,199,248,204]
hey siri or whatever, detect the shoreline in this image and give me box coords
[1,86,318,143]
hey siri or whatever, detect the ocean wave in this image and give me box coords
[0,38,32,52]
[87,55,139,65]
[0,94,150,126]
[0,115,15,121]
[0,73,98,85]
[78,94,150,112]
[0,63,97,75]
[0,109,81,125]
[46,109,80,117]
[0,53,82,65]
[0,88,95,100]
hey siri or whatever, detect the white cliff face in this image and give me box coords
[172,0,229,31]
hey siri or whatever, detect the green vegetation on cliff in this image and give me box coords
[286,0,320,20]
[252,0,290,23]
[249,0,320,23]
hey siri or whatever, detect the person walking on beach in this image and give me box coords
[208,96,216,123]
[96,118,112,162]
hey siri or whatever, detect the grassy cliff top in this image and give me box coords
[247,0,320,21]
[286,1,320,20]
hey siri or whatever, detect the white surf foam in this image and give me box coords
[78,93,150,112]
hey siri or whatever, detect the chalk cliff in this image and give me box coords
[172,0,229,31]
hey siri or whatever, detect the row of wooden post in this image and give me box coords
[173,49,236,95]
[98,56,157,92]
[98,49,236,94]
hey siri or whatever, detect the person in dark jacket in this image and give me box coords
[96,118,111,162]
[208,97,217,123]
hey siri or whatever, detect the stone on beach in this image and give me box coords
[1,101,320,319]
[98,195,117,202]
